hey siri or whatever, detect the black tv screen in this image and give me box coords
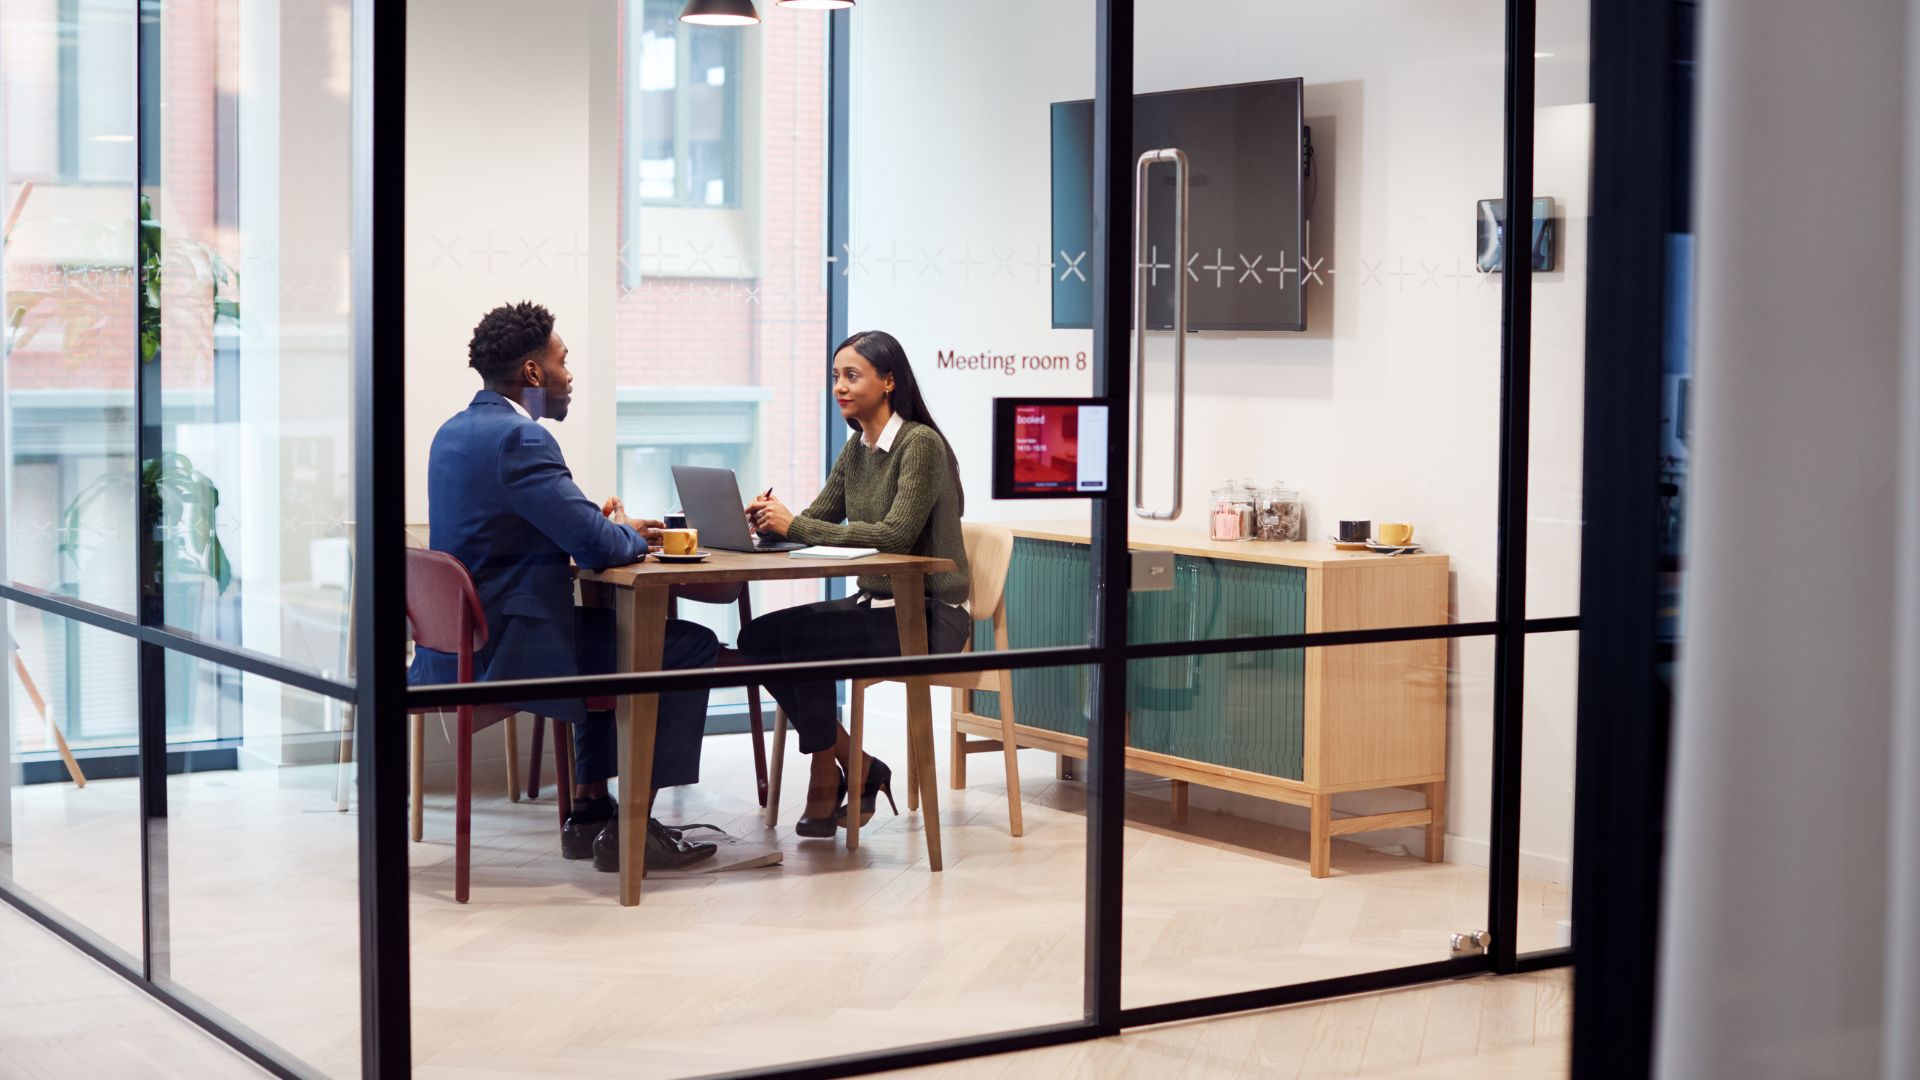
[1052,78,1306,332]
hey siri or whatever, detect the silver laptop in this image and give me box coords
[671,465,806,553]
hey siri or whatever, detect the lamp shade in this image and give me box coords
[680,0,760,26]
[775,0,855,9]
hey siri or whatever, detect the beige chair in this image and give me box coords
[765,521,1024,857]
[8,642,85,787]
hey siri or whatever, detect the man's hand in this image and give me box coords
[746,494,794,537]
[603,496,665,543]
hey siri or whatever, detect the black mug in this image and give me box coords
[664,511,688,530]
[1338,519,1371,543]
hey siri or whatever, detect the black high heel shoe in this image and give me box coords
[795,767,846,838]
[836,756,898,829]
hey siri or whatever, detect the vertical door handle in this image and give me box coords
[1133,147,1190,521]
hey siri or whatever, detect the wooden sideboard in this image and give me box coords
[950,521,1450,877]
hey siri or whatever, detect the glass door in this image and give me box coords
[1099,0,1579,1024]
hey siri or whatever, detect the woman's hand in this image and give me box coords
[747,495,794,537]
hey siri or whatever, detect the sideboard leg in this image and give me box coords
[1423,780,1447,863]
[1169,779,1189,825]
[1056,754,1074,781]
[1309,794,1333,878]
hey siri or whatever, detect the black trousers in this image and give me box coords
[567,607,719,789]
[736,594,973,755]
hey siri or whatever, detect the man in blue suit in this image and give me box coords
[409,301,719,871]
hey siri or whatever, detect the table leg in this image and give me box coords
[891,574,942,872]
[616,584,669,906]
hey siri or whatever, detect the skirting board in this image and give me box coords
[1440,834,1573,888]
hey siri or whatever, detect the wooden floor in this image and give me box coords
[0,900,1570,1079]
[1,724,1568,1078]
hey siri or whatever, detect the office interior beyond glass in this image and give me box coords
[2,0,1586,1076]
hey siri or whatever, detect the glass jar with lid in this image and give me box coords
[1256,482,1304,541]
[1209,484,1255,541]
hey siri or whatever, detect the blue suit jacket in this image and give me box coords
[407,390,647,721]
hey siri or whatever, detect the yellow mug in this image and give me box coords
[660,528,699,555]
[1376,521,1415,546]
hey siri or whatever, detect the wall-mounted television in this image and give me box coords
[1051,78,1307,332]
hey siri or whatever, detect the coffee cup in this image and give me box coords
[1377,521,1415,546]
[1338,519,1372,543]
[660,528,699,556]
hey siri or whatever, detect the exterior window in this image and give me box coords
[632,0,744,210]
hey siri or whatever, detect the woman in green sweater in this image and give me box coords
[740,330,972,837]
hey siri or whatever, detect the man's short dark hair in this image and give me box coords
[468,301,555,383]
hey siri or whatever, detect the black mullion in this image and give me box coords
[823,11,849,606]
[1570,0,1678,1074]
[1486,0,1536,975]
[0,884,313,1079]
[1085,0,1132,1033]
[1117,956,1489,1029]
[132,0,171,986]
[0,583,357,701]
[406,619,1540,710]
[351,0,411,1075]
[1517,946,1573,973]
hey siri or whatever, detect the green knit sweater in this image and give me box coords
[786,420,971,604]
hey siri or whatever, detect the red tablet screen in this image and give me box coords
[1009,403,1107,495]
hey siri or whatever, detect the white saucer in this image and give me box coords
[1364,540,1423,554]
[653,550,713,563]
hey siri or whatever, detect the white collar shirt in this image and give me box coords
[502,393,534,422]
[862,411,904,453]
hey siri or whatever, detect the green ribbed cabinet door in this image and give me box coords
[969,538,1307,780]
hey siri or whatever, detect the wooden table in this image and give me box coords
[576,550,957,906]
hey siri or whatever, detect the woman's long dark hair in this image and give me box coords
[835,330,964,514]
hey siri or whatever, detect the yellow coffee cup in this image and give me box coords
[660,528,699,555]
[1376,522,1415,546]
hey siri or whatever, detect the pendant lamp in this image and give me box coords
[680,0,760,26]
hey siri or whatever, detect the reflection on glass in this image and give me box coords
[1528,1,1594,619]
[150,0,357,716]
[2,0,139,615]
[1519,630,1576,952]
[1123,638,1481,1005]
[408,665,1085,1074]
[2,603,143,961]
[161,652,360,1078]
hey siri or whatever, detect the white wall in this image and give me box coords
[404,0,620,778]
[406,0,620,525]
[847,0,1589,882]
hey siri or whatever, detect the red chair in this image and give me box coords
[521,581,771,808]
[408,548,529,903]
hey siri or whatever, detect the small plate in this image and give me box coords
[1328,536,1371,551]
[1364,541,1423,554]
[653,550,713,563]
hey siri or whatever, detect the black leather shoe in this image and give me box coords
[561,796,616,860]
[592,816,718,872]
[836,756,898,829]
[795,768,847,838]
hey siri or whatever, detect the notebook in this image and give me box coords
[789,545,878,560]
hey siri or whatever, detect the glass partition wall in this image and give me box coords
[0,1,1584,1077]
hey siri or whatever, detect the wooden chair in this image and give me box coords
[765,521,1024,857]
[7,636,85,787]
